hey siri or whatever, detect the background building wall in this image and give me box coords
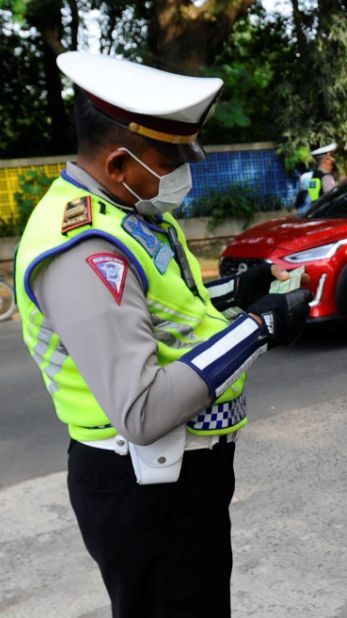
[186,142,298,214]
[0,143,299,222]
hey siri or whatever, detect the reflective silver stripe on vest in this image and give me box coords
[152,318,204,349]
[29,317,68,393]
[206,278,235,299]
[148,299,204,348]
[30,319,54,364]
[147,299,201,324]
[24,308,41,351]
[187,393,246,431]
[44,348,68,380]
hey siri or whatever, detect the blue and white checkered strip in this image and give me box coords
[187,393,246,431]
[179,313,268,399]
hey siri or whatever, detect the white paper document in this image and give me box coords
[269,266,305,294]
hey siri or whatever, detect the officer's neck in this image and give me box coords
[73,157,134,211]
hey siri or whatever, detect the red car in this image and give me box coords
[219,180,347,322]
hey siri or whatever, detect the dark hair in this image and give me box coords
[74,89,147,158]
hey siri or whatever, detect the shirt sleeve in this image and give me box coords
[33,238,210,445]
[322,174,336,194]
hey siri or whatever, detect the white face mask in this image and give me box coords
[120,147,192,216]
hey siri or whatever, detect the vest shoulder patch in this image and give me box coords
[122,213,174,273]
[122,214,161,257]
[86,252,128,304]
[62,196,92,234]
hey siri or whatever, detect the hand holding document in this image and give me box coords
[270,265,306,294]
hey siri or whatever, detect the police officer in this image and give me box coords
[308,142,337,203]
[15,52,312,618]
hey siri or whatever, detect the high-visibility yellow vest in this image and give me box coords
[307,177,322,202]
[15,175,247,441]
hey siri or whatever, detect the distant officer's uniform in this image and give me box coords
[308,143,337,203]
[14,53,309,618]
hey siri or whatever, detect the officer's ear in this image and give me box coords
[105,149,129,183]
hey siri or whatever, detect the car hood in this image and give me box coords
[232,216,347,252]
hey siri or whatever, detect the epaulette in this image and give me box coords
[62,195,92,234]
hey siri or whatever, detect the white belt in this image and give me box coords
[80,430,238,455]
[80,429,237,485]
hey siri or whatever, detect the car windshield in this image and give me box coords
[305,181,347,220]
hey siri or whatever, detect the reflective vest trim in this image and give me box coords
[147,298,205,324]
[30,317,67,392]
[148,298,206,348]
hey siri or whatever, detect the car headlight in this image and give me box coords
[285,242,338,263]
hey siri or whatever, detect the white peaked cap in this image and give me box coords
[57,52,224,161]
[311,142,337,156]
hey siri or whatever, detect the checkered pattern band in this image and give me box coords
[187,393,246,432]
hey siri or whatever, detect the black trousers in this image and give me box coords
[67,439,236,618]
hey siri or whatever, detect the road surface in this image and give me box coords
[1,318,346,617]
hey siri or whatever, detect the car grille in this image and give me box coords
[219,257,267,277]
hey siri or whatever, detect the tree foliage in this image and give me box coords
[0,10,49,156]
[0,0,259,157]
[200,4,296,144]
[274,0,347,170]
[0,0,346,170]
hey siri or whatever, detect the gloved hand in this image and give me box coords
[236,264,276,310]
[248,288,313,348]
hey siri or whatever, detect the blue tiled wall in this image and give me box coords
[183,147,299,217]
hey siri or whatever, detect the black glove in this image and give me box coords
[248,289,313,348]
[236,264,275,310]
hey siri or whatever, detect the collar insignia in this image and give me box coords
[62,196,92,234]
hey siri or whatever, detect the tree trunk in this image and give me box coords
[148,0,256,75]
[66,0,79,50]
[42,43,71,154]
[25,1,79,153]
[291,0,307,60]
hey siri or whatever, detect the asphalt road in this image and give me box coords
[1,317,347,618]
[0,319,68,489]
[1,317,347,487]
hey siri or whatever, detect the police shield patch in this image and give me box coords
[86,253,128,304]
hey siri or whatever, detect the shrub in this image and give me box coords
[0,215,21,238]
[14,169,52,234]
[181,184,283,229]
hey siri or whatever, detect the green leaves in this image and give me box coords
[0,0,30,22]
[274,7,347,171]
[13,170,52,234]
[0,216,21,238]
[214,100,251,128]
[200,8,294,145]
[186,184,283,229]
